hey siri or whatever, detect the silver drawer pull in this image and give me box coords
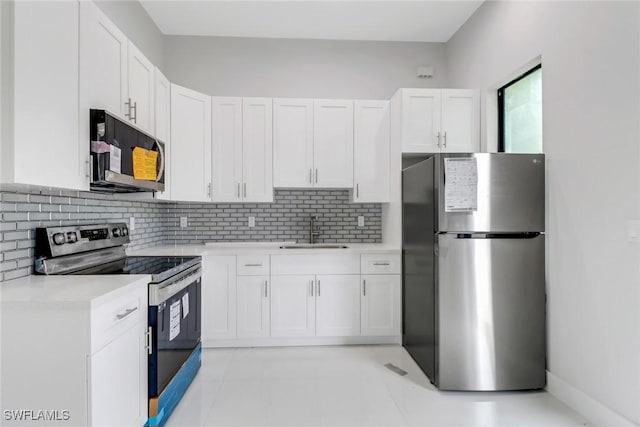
[373,262,390,266]
[116,306,138,320]
[244,263,263,267]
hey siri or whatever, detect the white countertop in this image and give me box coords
[128,243,401,257]
[0,274,150,308]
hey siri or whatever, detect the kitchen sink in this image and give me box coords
[279,244,348,249]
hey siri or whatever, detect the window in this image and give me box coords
[498,64,542,153]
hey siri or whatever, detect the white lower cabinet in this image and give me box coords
[202,256,237,341]
[361,275,401,336]
[271,275,316,337]
[316,275,361,337]
[237,276,270,338]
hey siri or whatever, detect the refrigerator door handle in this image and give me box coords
[454,232,541,239]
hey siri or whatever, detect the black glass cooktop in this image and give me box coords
[70,256,201,282]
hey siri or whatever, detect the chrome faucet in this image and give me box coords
[309,215,320,244]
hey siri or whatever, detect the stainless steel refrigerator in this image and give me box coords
[402,153,545,391]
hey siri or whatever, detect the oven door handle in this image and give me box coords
[149,269,201,306]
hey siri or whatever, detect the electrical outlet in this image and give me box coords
[358,216,365,227]
[180,216,188,228]
[129,216,135,231]
[248,217,255,228]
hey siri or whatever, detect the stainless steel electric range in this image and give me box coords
[35,223,202,415]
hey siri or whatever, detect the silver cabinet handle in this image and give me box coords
[356,184,359,198]
[147,326,153,355]
[315,168,318,183]
[373,262,390,266]
[125,97,132,119]
[317,279,321,296]
[116,306,138,320]
[309,169,312,184]
[264,280,268,298]
[85,159,91,178]
[243,182,247,198]
[443,131,447,148]
[436,131,441,148]
[244,263,262,267]
[310,280,314,296]
[131,101,137,124]
[363,279,366,296]
[207,183,212,197]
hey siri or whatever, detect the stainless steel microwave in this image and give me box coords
[90,109,165,193]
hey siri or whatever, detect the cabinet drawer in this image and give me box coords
[91,282,147,353]
[237,255,270,276]
[361,253,401,275]
[271,253,360,275]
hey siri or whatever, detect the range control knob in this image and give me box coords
[113,228,121,237]
[52,233,65,245]
[122,226,128,236]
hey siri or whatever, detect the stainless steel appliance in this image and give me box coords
[90,109,165,193]
[35,223,201,413]
[402,153,545,391]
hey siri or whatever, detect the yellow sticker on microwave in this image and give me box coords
[132,147,158,181]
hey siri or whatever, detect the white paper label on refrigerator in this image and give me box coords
[181,293,189,319]
[169,300,181,341]
[444,158,478,212]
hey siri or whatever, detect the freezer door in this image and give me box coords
[437,153,544,232]
[437,233,545,391]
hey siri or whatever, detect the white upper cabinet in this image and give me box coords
[211,97,243,202]
[211,97,273,203]
[154,68,171,200]
[440,89,480,153]
[353,100,390,203]
[242,98,273,202]
[395,88,479,153]
[5,1,87,190]
[273,98,314,188]
[127,43,155,135]
[170,84,212,202]
[313,100,354,188]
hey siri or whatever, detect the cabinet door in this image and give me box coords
[315,275,360,337]
[353,100,390,203]
[211,97,243,202]
[89,321,147,427]
[313,100,354,188]
[13,1,87,190]
[170,84,212,202]
[237,276,270,338]
[273,98,314,188]
[441,89,480,153]
[401,89,441,153]
[154,68,171,200]
[202,256,237,341]
[79,1,128,119]
[127,42,155,135]
[242,98,274,202]
[271,275,316,337]
[361,275,401,336]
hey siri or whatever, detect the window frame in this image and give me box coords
[497,64,542,152]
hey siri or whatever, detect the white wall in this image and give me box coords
[163,36,448,99]
[94,0,164,69]
[446,1,640,424]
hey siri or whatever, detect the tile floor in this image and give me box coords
[166,345,590,427]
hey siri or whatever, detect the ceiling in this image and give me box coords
[139,1,484,43]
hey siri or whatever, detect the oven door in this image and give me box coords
[148,266,201,397]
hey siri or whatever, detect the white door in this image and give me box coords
[361,275,401,336]
[13,1,86,190]
[441,89,480,153]
[242,98,273,202]
[272,98,314,188]
[211,97,243,202]
[237,276,270,338]
[89,322,147,427]
[202,256,237,341]
[313,100,354,188]
[401,89,441,153]
[271,275,316,337]
[315,275,360,337]
[154,68,171,200]
[127,42,155,134]
[353,100,390,203]
[79,1,128,120]
[170,84,212,202]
